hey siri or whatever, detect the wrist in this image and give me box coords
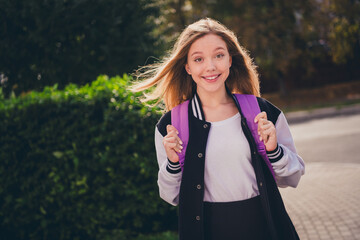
[266,144,284,163]
[166,158,181,174]
[265,142,278,152]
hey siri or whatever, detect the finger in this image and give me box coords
[165,128,183,145]
[254,111,267,123]
[164,141,182,153]
[163,141,176,149]
[264,127,277,145]
[172,141,183,153]
[259,130,271,143]
[174,134,183,145]
[258,124,270,143]
[166,125,182,140]
[259,132,268,143]
[263,128,276,143]
[174,143,183,153]
[258,119,274,137]
[167,125,179,135]
[264,134,270,144]
[164,135,183,147]
[166,137,183,150]
[164,136,177,143]
[256,118,268,138]
[259,120,272,131]
[262,126,276,136]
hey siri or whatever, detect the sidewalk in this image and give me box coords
[280,162,360,240]
[281,106,360,239]
[285,103,360,124]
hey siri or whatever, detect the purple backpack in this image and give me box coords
[171,94,276,180]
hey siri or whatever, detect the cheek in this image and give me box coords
[225,57,232,69]
[188,64,202,75]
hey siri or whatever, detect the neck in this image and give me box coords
[196,86,232,108]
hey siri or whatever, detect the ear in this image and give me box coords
[229,56,232,68]
[185,63,191,75]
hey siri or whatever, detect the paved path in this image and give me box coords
[289,114,360,164]
[280,163,360,240]
[280,109,360,240]
[285,103,360,125]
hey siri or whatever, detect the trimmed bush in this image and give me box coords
[0,75,177,240]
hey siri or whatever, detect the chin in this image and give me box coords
[198,84,226,94]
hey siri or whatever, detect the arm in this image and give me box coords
[155,126,182,206]
[268,112,305,188]
[256,98,305,188]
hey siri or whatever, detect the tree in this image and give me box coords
[190,0,317,94]
[156,0,360,93]
[327,0,360,64]
[0,0,160,96]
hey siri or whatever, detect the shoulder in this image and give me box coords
[156,111,171,137]
[256,97,282,125]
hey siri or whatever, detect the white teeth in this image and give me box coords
[204,75,218,80]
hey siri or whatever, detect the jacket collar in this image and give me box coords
[190,88,239,121]
[190,92,205,121]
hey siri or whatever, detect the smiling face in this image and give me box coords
[185,33,232,96]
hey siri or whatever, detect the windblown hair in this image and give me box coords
[131,18,260,111]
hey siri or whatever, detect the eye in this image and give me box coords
[194,57,203,63]
[216,53,225,58]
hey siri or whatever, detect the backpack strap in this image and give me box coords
[171,100,190,171]
[234,94,276,180]
[171,95,276,180]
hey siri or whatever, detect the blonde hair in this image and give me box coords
[131,18,260,111]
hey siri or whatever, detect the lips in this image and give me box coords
[202,74,221,82]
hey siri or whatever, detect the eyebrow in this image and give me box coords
[190,47,227,57]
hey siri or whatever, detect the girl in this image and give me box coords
[132,18,305,240]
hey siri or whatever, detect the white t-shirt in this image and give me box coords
[204,112,259,202]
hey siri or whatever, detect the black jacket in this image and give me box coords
[156,93,301,240]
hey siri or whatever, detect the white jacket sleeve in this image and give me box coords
[270,112,305,188]
[155,127,182,206]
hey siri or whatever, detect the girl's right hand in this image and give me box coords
[163,125,183,163]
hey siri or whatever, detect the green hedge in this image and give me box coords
[0,75,177,240]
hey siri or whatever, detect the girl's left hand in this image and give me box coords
[254,112,277,152]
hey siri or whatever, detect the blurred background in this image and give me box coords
[0,0,359,239]
[1,0,359,102]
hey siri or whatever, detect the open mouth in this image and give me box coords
[202,74,221,82]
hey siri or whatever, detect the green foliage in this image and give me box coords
[328,0,360,64]
[0,75,177,240]
[0,0,160,97]
[134,231,178,240]
[189,0,320,93]
[156,0,360,93]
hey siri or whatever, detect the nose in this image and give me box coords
[205,59,216,72]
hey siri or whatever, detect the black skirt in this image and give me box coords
[203,196,270,240]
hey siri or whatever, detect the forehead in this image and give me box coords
[188,33,228,54]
